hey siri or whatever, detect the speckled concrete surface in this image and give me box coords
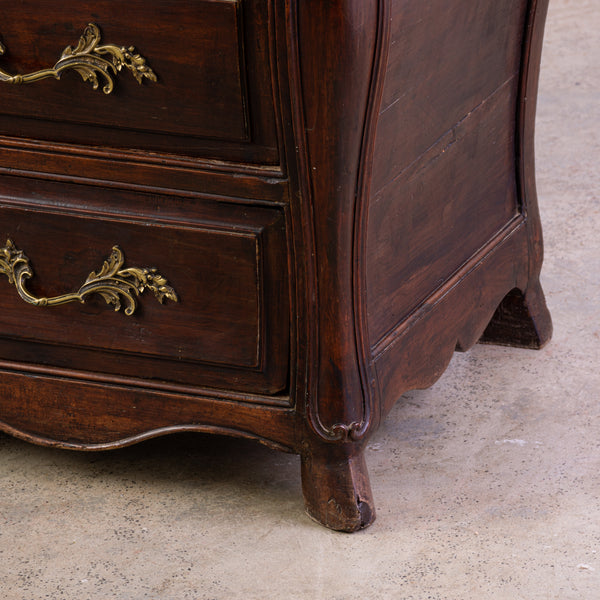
[1,1,599,598]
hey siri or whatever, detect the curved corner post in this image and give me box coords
[518,1,553,286]
[517,0,551,253]
[283,0,391,531]
[286,0,390,444]
[487,0,552,348]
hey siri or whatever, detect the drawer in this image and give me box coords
[0,199,289,395]
[0,0,279,162]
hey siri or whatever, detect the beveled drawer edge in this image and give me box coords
[0,191,285,247]
[0,134,285,178]
[0,359,292,409]
[0,146,289,206]
[0,193,277,241]
[0,164,290,209]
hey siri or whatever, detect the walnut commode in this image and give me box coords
[0,1,552,531]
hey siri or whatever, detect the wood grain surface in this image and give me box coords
[0,0,552,531]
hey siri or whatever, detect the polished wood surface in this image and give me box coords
[0,0,278,157]
[0,0,552,531]
[0,196,289,393]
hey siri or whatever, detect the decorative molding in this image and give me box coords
[287,0,391,442]
[515,0,551,275]
[350,0,392,441]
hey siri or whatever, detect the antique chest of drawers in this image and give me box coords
[0,0,552,531]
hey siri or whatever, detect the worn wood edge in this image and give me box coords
[0,166,288,208]
[373,219,533,415]
[301,445,375,531]
[0,177,288,213]
[0,187,285,235]
[516,0,551,277]
[0,360,292,408]
[0,420,295,454]
[287,0,390,443]
[372,216,526,359]
[351,0,392,441]
[0,139,289,206]
[0,135,284,178]
[0,366,297,450]
[477,0,553,351]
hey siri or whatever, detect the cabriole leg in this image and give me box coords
[301,443,375,532]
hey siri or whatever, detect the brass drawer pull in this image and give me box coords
[0,239,178,316]
[0,23,156,94]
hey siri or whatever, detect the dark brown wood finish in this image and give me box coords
[0,0,552,531]
[0,0,284,201]
[0,0,278,157]
[0,192,290,393]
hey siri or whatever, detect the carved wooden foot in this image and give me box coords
[480,280,552,349]
[301,445,375,532]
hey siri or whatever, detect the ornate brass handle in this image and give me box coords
[0,23,156,94]
[0,239,178,316]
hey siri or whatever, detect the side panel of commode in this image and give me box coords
[362,0,552,414]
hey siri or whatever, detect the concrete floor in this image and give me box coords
[1,1,599,598]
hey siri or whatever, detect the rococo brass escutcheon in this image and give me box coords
[0,239,178,316]
[0,23,156,94]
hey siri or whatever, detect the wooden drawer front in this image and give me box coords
[0,202,289,394]
[0,1,278,159]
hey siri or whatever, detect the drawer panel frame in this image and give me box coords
[0,193,290,395]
